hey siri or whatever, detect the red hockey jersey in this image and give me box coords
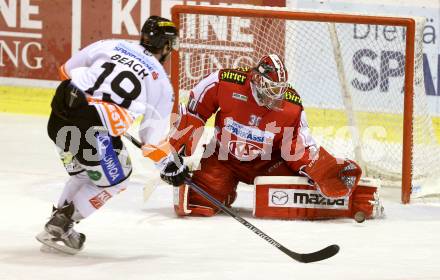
[187,67,317,172]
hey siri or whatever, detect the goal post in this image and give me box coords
[170,4,437,204]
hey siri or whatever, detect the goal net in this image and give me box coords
[171,4,440,203]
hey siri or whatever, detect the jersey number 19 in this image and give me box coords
[86,62,142,108]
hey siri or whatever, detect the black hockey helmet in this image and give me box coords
[140,16,179,53]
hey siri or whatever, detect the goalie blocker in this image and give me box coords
[253,176,384,220]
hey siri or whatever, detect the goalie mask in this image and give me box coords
[251,54,289,110]
[140,16,179,63]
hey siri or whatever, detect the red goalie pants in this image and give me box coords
[174,153,381,220]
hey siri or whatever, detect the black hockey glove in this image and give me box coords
[160,154,189,186]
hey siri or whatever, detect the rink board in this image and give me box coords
[1,85,440,143]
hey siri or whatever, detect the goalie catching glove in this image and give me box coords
[301,147,362,198]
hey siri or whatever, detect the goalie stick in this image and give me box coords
[123,133,340,263]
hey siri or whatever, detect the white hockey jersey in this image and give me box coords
[61,39,174,146]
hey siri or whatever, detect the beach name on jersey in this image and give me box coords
[110,54,149,79]
[111,45,157,79]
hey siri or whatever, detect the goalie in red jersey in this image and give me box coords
[152,54,384,220]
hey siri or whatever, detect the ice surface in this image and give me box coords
[0,114,439,280]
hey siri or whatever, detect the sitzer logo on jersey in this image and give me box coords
[220,70,247,85]
[268,188,349,210]
[283,87,302,106]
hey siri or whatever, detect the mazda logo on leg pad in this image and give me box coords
[271,191,289,205]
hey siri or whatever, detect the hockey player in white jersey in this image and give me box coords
[36,16,189,254]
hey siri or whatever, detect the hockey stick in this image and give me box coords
[183,179,339,263]
[123,133,340,263]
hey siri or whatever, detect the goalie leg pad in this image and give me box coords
[254,176,382,220]
[173,185,217,216]
[173,155,238,217]
[351,178,384,219]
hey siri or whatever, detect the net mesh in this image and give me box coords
[175,6,440,199]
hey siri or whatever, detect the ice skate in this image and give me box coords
[36,202,85,255]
